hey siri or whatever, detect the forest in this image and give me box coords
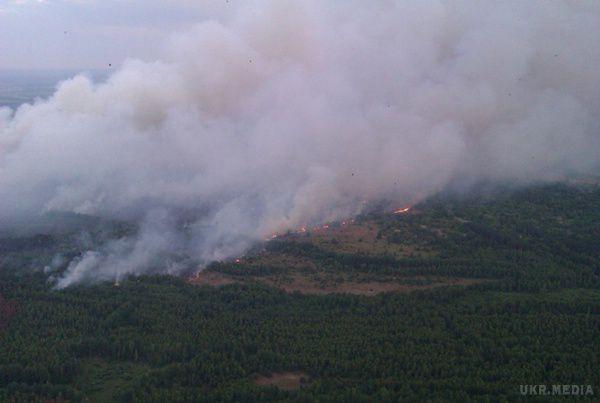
[0,183,599,401]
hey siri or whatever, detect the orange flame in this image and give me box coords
[393,206,411,214]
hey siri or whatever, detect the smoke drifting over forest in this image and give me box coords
[1,1,599,287]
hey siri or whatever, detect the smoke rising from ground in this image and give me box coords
[1,1,600,287]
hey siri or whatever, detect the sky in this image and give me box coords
[0,0,234,70]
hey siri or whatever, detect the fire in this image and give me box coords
[234,258,241,264]
[393,206,411,214]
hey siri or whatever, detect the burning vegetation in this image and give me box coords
[393,206,411,214]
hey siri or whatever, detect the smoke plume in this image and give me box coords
[1,1,600,286]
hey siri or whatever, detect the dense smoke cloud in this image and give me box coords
[1,0,600,286]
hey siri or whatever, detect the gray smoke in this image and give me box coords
[1,0,599,287]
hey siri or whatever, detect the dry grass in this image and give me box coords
[262,273,483,296]
[0,294,19,329]
[254,372,310,390]
[188,218,480,296]
[189,270,484,296]
[188,271,237,287]
[283,220,435,258]
[243,252,317,271]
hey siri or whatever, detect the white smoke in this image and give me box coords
[1,0,600,287]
